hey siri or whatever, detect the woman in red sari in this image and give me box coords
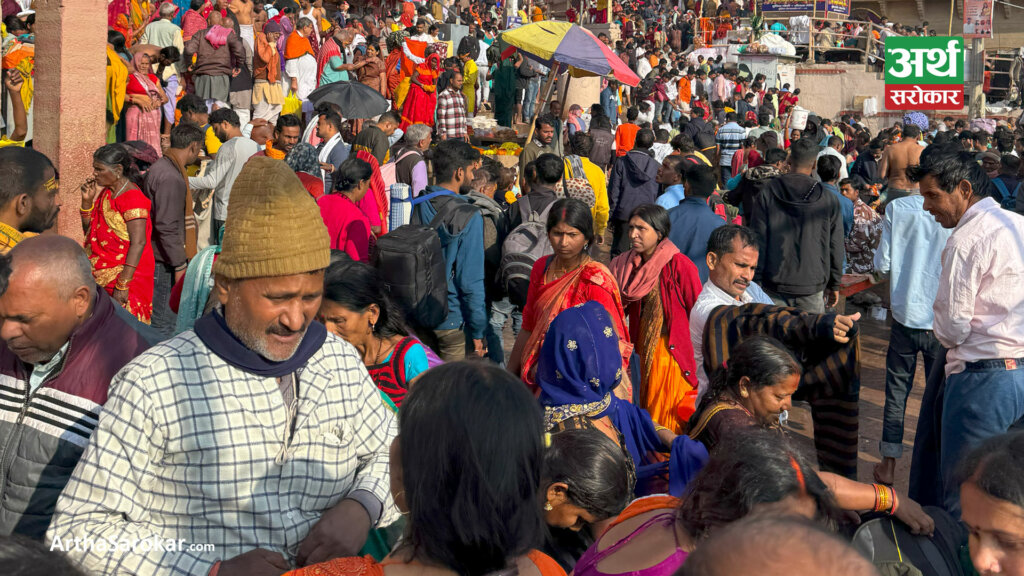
[125,52,167,158]
[400,48,441,129]
[80,144,156,324]
[508,198,632,395]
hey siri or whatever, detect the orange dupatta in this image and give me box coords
[520,260,632,396]
[284,31,314,60]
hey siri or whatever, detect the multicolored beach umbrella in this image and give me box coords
[501,21,641,87]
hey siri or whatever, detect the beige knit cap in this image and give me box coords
[213,156,330,279]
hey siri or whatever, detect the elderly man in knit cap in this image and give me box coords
[48,157,396,576]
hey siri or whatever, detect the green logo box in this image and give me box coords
[884,37,964,85]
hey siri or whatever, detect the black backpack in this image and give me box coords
[850,507,968,576]
[375,226,449,329]
[376,193,477,329]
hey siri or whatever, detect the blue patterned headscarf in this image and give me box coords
[538,301,623,429]
[903,111,930,132]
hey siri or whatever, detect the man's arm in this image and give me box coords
[410,160,429,197]
[878,147,890,181]
[607,160,623,216]
[47,367,218,574]
[455,213,488,342]
[872,203,893,277]
[826,196,844,292]
[189,143,233,190]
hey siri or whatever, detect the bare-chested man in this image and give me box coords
[878,123,924,209]
[229,0,254,25]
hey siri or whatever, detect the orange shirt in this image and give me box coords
[614,123,640,157]
[678,78,692,105]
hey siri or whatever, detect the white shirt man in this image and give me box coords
[689,226,773,400]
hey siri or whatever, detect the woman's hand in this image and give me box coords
[113,287,130,306]
[134,94,154,111]
[80,178,100,209]
[893,492,935,536]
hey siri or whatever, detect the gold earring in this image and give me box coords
[740,389,749,398]
[543,502,553,511]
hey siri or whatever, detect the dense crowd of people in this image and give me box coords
[1,0,1024,575]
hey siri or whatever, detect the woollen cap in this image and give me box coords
[213,156,330,279]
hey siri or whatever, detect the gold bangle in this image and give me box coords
[80,203,95,213]
[114,279,130,291]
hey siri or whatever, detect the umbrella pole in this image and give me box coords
[525,61,560,146]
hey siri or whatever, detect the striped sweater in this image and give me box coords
[0,292,151,538]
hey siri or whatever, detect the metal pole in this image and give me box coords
[948,0,955,36]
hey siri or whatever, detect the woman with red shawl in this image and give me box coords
[124,52,167,158]
[400,49,441,129]
[181,0,212,41]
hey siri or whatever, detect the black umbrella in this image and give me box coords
[308,80,390,119]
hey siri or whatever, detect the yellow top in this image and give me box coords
[573,156,610,238]
[0,137,26,149]
[0,221,34,255]
[205,125,223,155]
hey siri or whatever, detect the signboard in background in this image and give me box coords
[963,0,994,38]
[778,64,797,90]
[884,36,964,111]
[761,0,851,15]
[506,16,523,29]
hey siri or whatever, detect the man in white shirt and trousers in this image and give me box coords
[906,143,1024,516]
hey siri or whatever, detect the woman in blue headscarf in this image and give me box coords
[537,301,707,496]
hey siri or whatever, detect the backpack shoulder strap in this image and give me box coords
[992,177,1010,198]
[517,194,533,223]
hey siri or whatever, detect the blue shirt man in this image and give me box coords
[409,141,487,360]
[667,163,725,283]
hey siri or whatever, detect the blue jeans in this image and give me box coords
[523,77,541,120]
[880,321,943,458]
[940,361,1024,516]
[486,297,521,366]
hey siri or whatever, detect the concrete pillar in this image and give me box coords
[34,0,108,241]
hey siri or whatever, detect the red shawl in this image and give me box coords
[182,9,208,40]
[317,36,342,84]
[355,149,389,234]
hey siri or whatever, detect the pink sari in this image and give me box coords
[125,53,163,157]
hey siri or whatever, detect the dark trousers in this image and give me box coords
[212,218,225,246]
[909,347,947,508]
[151,261,177,340]
[880,321,943,459]
[609,218,631,257]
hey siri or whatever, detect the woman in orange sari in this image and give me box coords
[399,48,441,129]
[80,144,156,324]
[507,198,631,395]
[610,205,703,434]
[284,362,567,576]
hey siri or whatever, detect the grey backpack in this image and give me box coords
[498,195,554,308]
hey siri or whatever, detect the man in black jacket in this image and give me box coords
[608,129,661,256]
[748,138,844,313]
